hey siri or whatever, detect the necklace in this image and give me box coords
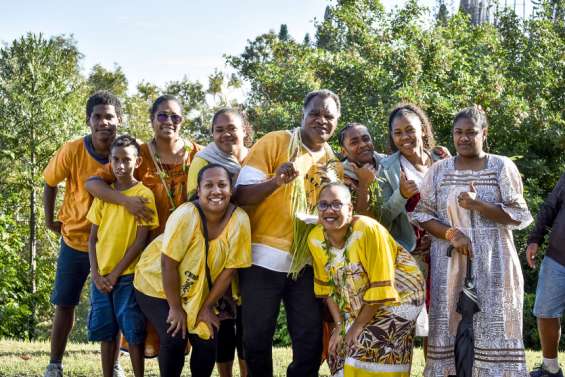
[148,138,192,211]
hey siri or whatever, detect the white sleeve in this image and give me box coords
[235,165,268,187]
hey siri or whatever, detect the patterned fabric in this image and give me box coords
[410,154,533,377]
[308,216,425,376]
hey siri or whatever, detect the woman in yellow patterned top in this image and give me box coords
[133,164,252,377]
[308,183,425,377]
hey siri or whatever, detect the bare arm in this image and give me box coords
[88,225,111,293]
[234,161,297,206]
[43,184,61,234]
[344,303,381,348]
[161,254,187,338]
[196,268,237,337]
[106,226,150,284]
[85,178,154,222]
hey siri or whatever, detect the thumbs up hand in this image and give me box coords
[399,170,419,199]
[457,181,479,210]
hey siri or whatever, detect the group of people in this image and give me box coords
[40,88,565,377]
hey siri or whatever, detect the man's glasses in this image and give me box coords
[156,112,183,124]
[317,200,345,211]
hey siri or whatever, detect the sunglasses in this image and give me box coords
[156,112,183,124]
[317,200,345,211]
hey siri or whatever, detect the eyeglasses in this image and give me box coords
[317,200,345,211]
[156,112,183,124]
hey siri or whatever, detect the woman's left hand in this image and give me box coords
[344,323,363,348]
[196,305,220,339]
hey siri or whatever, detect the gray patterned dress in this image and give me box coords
[410,154,533,377]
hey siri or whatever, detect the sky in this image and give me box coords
[0,0,532,93]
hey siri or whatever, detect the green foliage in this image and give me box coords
[227,0,565,349]
[87,63,128,97]
[273,304,291,347]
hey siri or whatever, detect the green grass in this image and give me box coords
[0,339,559,376]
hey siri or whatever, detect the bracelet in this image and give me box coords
[445,227,459,241]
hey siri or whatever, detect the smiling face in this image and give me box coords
[301,95,340,147]
[110,145,140,182]
[197,167,232,213]
[453,118,487,158]
[88,104,120,149]
[213,112,245,155]
[318,185,353,233]
[391,113,424,158]
[341,125,375,165]
[152,100,183,141]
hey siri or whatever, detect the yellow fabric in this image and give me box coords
[86,183,159,276]
[186,156,209,199]
[134,202,252,339]
[308,216,400,307]
[243,130,342,253]
[343,364,408,377]
[43,137,108,252]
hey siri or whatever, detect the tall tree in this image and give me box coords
[278,24,290,41]
[87,63,128,97]
[0,34,85,339]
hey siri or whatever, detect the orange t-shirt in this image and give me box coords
[43,136,110,252]
[92,141,201,239]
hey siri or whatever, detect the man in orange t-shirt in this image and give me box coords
[42,91,123,377]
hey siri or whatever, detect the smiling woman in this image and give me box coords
[133,164,252,377]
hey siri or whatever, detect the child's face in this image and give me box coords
[110,145,141,180]
[89,104,120,147]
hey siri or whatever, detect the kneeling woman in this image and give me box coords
[133,164,252,377]
[308,183,425,377]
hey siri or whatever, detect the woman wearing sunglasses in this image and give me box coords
[85,94,202,357]
[308,182,424,377]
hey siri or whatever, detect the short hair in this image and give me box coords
[337,122,368,146]
[387,102,435,152]
[319,182,352,204]
[150,94,182,120]
[86,90,123,120]
[453,105,488,129]
[303,89,341,115]
[110,134,140,155]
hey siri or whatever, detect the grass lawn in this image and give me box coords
[0,339,558,376]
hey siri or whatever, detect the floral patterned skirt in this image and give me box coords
[329,249,425,376]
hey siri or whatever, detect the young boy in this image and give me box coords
[87,135,158,377]
[43,91,123,377]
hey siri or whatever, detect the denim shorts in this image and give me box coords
[51,240,90,306]
[88,274,146,344]
[533,256,565,318]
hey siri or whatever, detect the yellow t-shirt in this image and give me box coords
[308,216,401,309]
[186,156,209,199]
[86,182,159,276]
[43,136,109,251]
[239,130,342,254]
[133,202,252,339]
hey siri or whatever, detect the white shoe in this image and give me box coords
[113,363,126,377]
[44,363,63,377]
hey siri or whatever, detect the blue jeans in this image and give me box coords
[51,240,90,306]
[88,274,146,344]
[533,256,565,318]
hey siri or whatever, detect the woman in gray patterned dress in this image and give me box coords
[410,105,533,376]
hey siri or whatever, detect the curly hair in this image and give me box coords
[387,102,435,152]
[86,90,123,120]
[303,89,341,115]
[110,134,141,155]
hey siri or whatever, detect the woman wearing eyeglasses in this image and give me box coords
[308,182,425,377]
[85,94,202,357]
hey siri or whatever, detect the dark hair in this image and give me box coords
[453,105,488,129]
[211,107,255,147]
[337,122,368,146]
[197,163,232,188]
[387,102,435,152]
[303,89,341,115]
[149,94,182,120]
[110,134,141,155]
[86,90,123,120]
